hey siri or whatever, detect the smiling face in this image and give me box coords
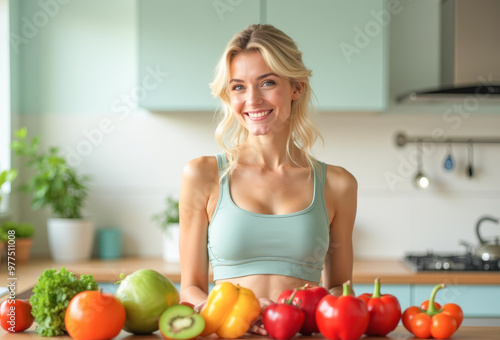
[228,51,302,137]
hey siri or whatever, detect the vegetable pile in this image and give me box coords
[29,267,98,336]
[2,265,465,340]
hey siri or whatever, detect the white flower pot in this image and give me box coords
[162,223,180,263]
[47,218,94,262]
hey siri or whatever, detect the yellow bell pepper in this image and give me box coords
[200,282,260,338]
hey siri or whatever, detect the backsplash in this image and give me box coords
[14,111,500,259]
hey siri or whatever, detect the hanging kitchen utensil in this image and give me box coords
[443,141,454,171]
[414,140,429,189]
[466,141,474,178]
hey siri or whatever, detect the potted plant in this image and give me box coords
[11,127,93,262]
[0,221,35,263]
[152,196,180,263]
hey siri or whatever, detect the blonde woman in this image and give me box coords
[179,24,357,335]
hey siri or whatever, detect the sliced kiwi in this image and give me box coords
[159,304,205,340]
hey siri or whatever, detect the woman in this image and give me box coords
[179,24,357,334]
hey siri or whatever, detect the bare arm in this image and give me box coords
[179,156,219,306]
[321,165,358,296]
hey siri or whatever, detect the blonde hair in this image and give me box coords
[210,24,323,179]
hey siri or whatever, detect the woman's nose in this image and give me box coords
[246,86,263,106]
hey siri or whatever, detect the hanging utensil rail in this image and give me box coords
[395,132,500,147]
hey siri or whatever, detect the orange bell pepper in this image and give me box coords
[402,283,463,339]
[200,282,260,338]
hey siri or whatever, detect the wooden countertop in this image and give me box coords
[2,257,500,301]
[1,325,500,340]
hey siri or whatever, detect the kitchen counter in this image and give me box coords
[1,326,499,340]
[2,257,500,300]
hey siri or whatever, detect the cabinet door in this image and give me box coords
[138,0,260,111]
[413,284,500,317]
[267,0,388,111]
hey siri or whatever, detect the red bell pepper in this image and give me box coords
[316,281,369,340]
[277,283,329,335]
[358,277,401,336]
[402,283,463,339]
[263,290,304,340]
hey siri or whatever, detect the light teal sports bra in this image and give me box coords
[207,153,330,283]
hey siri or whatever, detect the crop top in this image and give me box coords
[207,153,330,283]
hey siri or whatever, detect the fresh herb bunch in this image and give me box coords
[29,267,98,336]
[152,196,179,231]
[11,127,89,219]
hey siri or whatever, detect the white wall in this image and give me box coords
[12,0,500,259]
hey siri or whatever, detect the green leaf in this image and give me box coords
[5,169,18,182]
[15,127,27,138]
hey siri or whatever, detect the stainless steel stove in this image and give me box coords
[404,252,500,272]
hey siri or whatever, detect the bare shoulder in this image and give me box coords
[324,164,358,196]
[182,156,219,185]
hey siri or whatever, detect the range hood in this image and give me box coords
[398,0,500,102]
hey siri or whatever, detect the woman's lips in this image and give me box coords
[245,109,273,120]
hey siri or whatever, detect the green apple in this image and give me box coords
[159,305,205,340]
[116,269,179,334]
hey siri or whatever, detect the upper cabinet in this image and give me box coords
[266,0,387,112]
[138,0,388,112]
[138,0,260,111]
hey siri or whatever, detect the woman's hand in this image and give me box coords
[193,300,206,313]
[248,297,274,335]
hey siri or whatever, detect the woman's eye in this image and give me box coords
[262,80,276,87]
[232,84,244,91]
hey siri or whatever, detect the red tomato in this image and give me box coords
[0,299,34,333]
[65,290,126,340]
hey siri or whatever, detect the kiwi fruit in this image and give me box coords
[159,304,205,340]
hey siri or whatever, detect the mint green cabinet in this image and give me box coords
[138,0,260,111]
[413,284,500,318]
[139,0,388,111]
[355,283,500,318]
[266,0,388,111]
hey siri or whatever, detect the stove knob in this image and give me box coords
[442,261,451,270]
[483,263,491,271]
[435,261,442,270]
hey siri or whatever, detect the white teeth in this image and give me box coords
[247,110,272,118]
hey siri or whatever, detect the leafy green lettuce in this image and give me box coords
[29,267,98,336]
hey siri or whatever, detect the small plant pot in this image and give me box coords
[47,218,94,262]
[162,223,180,263]
[14,238,33,263]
